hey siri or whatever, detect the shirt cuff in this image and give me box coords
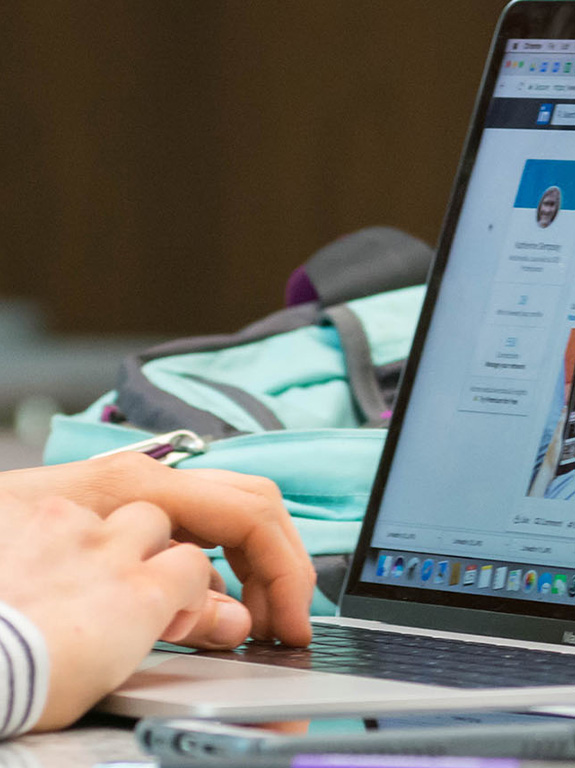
[0,601,49,739]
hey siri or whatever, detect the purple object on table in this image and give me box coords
[292,758,520,768]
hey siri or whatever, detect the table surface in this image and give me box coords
[0,715,154,768]
[6,717,575,768]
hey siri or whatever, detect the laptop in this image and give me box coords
[101,0,575,721]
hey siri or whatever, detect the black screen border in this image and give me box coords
[343,0,575,642]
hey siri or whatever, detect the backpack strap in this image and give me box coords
[114,304,318,437]
[322,304,388,426]
[116,356,246,437]
[322,303,403,428]
[115,230,429,435]
[286,226,433,308]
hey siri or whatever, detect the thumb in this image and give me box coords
[161,590,252,650]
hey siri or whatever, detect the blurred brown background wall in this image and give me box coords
[1,0,507,337]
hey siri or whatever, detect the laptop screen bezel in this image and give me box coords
[342,0,575,642]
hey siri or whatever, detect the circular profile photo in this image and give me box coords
[536,185,561,228]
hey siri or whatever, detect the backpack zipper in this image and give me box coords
[92,429,208,467]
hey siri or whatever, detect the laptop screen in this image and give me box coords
[349,4,575,625]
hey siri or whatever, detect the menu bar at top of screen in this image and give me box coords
[496,48,575,99]
[506,39,575,54]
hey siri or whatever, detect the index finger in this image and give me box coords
[142,467,315,646]
[179,469,312,566]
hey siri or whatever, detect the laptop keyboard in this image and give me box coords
[202,623,575,689]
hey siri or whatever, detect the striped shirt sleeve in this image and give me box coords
[0,602,49,739]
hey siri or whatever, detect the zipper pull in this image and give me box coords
[92,429,209,467]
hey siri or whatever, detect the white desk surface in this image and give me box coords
[0,718,153,768]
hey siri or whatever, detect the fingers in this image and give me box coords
[115,526,251,649]
[209,565,228,595]
[224,520,314,645]
[141,542,212,632]
[185,470,312,565]
[143,544,251,649]
[1,457,316,647]
[169,473,315,645]
[150,467,314,646]
[161,590,252,649]
[92,457,315,645]
[104,501,172,560]
[194,471,313,572]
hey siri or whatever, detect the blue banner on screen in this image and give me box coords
[514,159,575,211]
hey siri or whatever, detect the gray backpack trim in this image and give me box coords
[305,226,433,307]
[116,356,244,438]
[116,304,318,436]
[323,304,388,426]
[136,303,320,362]
[374,360,405,422]
[181,374,285,431]
[114,228,430,436]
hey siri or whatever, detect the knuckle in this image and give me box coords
[38,495,87,524]
[38,496,105,545]
[123,499,169,526]
[180,542,211,575]
[248,493,279,524]
[78,525,106,549]
[99,450,160,477]
[36,495,70,516]
[243,477,286,522]
[250,475,283,501]
[132,573,168,611]
[89,452,170,511]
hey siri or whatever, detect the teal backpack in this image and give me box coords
[44,227,431,614]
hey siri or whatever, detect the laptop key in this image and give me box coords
[200,625,575,689]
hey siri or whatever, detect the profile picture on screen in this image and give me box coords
[536,185,561,228]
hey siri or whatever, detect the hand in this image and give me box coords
[0,455,316,646]
[0,491,226,731]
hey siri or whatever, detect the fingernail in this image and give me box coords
[207,601,250,648]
